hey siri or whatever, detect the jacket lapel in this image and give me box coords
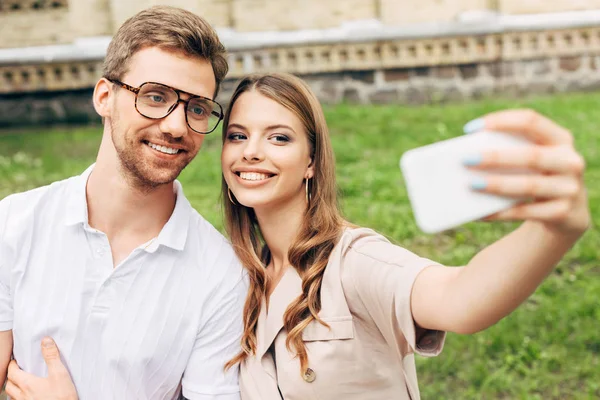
[256,266,303,360]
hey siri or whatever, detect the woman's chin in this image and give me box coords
[234,195,271,210]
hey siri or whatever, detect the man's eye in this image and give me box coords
[145,94,166,103]
[190,107,206,116]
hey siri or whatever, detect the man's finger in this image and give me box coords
[41,336,69,378]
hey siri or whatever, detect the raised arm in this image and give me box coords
[411,110,590,334]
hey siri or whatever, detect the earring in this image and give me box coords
[305,178,312,205]
[228,187,238,205]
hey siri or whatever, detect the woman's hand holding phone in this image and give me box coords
[462,109,589,236]
[400,109,589,235]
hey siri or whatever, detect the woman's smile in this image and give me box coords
[234,169,277,186]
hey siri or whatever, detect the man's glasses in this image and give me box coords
[106,78,223,134]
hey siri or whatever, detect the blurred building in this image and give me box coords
[1,0,600,125]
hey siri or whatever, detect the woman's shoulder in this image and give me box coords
[336,226,417,265]
[331,226,443,281]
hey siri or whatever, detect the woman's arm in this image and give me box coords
[5,337,78,400]
[411,109,590,335]
[0,330,13,386]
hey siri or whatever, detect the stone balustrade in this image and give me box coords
[0,0,68,12]
[1,25,598,95]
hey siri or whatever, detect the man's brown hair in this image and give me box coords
[102,5,228,98]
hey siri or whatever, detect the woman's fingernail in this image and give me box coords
[42,337,54,348]
[463,118,485,134]
[470,178,487,190]
[462,154,482,166]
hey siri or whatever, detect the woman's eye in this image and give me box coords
[271,134,290,143]
[227,133,246,141]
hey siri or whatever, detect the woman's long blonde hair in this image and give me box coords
[222,73,345,374]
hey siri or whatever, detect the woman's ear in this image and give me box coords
[93,78,113,118]
[305,158,315,180]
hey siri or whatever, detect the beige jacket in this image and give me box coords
[239,227,446,400]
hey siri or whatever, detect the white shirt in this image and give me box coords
[0,165,248,400]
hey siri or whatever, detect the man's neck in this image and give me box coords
[85,161,176,245]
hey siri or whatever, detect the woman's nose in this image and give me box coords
[242,138,263,161]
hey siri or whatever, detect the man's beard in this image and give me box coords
[109,117,193,192]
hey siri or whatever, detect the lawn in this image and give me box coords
[0,91,598,399]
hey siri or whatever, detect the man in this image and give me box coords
[0,6,247,399]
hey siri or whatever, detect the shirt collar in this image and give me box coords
[64,164,94,227]
[149,180,191,252]
[64,163,192,252]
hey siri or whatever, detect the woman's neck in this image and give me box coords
[254,195,306,275]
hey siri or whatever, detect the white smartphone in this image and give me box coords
[399,131,531,234]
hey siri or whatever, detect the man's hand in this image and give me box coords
[5,337,78,400]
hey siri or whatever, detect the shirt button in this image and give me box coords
[303,368,316,383]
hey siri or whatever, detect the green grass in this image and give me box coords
[1,91,599,399]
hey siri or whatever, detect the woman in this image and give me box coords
[6,73,590,399]
[219,73,589,400]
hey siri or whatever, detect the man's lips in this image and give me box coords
[143,140,187,155]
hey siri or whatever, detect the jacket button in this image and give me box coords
[303,368,316,383]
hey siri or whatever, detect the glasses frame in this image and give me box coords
[106,78,224,135]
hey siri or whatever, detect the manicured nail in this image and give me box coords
[463,118,485,134]
[462,154,482,166]
[470,178,487,190]
[42,337,54,348]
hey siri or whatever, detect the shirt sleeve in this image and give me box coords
[0,196,13,332]
[342,237,446,358]
[181,256,248,400]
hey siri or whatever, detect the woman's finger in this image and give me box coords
[7,358,34,394]
[465,109,574,146]
[5,379,24,399]
[471,174,581,199]
[464,145,585,175]
[484,198,573,222]
[41,337,70,380]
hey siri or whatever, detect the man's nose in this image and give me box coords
[158,101,188,138]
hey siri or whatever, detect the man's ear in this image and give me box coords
[93,78,113,118]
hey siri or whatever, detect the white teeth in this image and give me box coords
[239,172,271,181]
[147,142,180,155]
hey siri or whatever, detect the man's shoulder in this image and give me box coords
[0,175,77,215]
[187,208,230,246]
[186,209,246,276]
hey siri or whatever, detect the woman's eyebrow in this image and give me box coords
[265,124,295,132]
[227,123,247,131]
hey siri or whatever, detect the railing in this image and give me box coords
[0,0,68,12]
[0,25,599,94]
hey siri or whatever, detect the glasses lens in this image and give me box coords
[187,98,222,134]
[136,83,178,119]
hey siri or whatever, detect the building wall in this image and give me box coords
[380,0,491,25]
[231,0,379,31]
[2,0,600,49]
[499,0,600,14]
[0,8,73,48]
